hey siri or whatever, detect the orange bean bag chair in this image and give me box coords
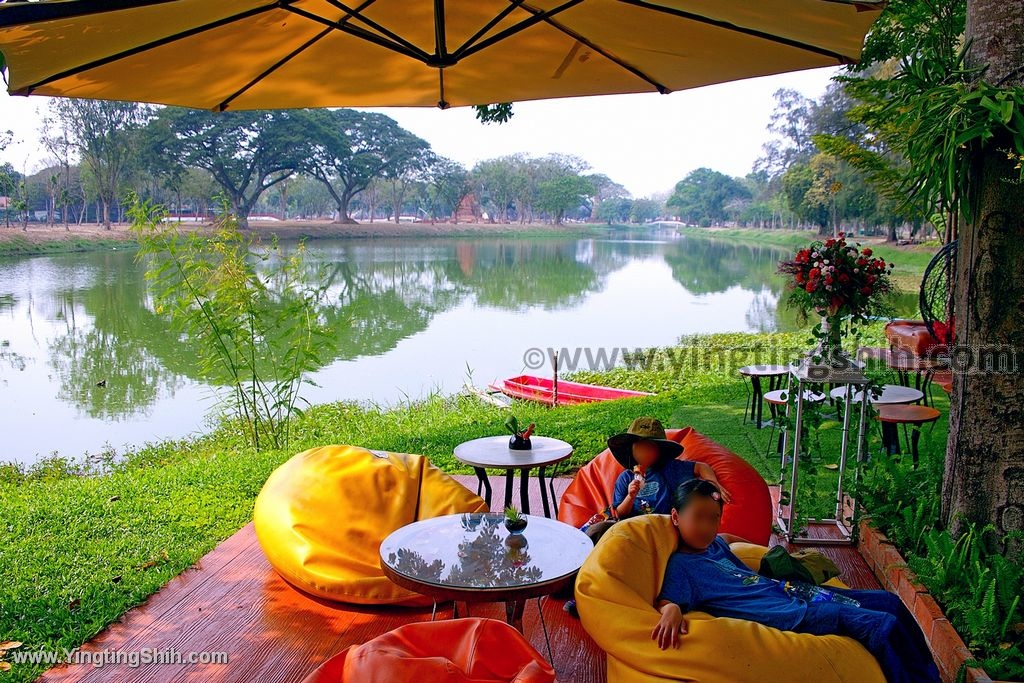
[300,618,555,683]
[576,515,885,683]
[557,427,773,546]
[254,445,488,605]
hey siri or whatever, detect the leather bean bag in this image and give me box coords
[254,445,487,605]
[557,427,773,546]
[575,515,885,683]
[301,618,555,683]
[884,319,942,357]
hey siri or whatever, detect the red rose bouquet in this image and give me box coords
[779,233,896,359]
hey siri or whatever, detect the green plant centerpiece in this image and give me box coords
[504,415,535,450]
[778,233,895,377]
[503,505,528,534]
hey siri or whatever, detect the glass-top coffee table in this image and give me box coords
[379,512,591,635]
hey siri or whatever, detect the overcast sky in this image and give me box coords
[0,66,838,198]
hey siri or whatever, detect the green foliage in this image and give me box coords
[839,44,1024,223]
[666,168,751,226]
[536,174,594,225]
[129,196,332,450]
[152,107,310,222]
[860,451,1024,679]
[472,103,515,124]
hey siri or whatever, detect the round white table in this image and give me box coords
[829,384,924,405]
[738,364,791,428]
[454,435,573,518]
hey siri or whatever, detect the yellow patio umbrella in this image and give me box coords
[0,0,883,111]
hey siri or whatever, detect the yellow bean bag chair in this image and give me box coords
[254,445,488,605]
[575,515,886,683]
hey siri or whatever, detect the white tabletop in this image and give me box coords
[738,364,792,377]
[829,384,924,405]
[454,435,574,469]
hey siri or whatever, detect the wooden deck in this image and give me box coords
[39,476,877,683]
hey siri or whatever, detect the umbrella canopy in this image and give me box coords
[0,0,883,110]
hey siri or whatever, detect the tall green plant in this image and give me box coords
[129,196,332,450]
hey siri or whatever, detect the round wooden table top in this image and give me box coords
[876,404,942,424]
[738,364,791,377]
[453,435,573,470]
[379,513,591,603]
[763,389,826,406]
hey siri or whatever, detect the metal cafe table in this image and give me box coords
[454,436,573,517]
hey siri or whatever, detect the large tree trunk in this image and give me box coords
[942,0,1024,556]
[101,198,112,230]
[333,195,359,224]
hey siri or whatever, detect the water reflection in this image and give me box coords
[0,232,918,463]
[385,514,544,588]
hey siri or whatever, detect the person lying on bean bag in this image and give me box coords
[652,479,940,683]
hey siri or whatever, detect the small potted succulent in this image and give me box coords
[505,415,535,450]
[504,505,528,534]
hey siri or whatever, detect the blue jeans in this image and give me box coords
[794,589,941,683]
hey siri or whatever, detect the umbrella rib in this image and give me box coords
[9,2,280,96]
[616,0,856,64]
[455,0,584,62]
[216,26,334,111]
[453,0,527,58]
[0,0,181,27]
[319,0,431,61]
[283,5,430,63]
[515,2,670,94]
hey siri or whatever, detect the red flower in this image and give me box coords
[805,282,817,293]
[862,247,873,257]
[861,286,872,295]
[809,268,821,279]
[838,273,850,284]
[856,258,868,267]
[795,272,805,284]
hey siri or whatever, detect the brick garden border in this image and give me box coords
[857,519,1019,683]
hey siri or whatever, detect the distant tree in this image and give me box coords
[630,197,662,224]
[302,109,431,224]
[0,162,17,229]
[595,196,633,224]
[156,108,308,228]
[537,175,594,225]
[781,162,829,231]
[424,157,471,222]
[667,168,750,226]
[754,89,817,179]
[51,100,149,228]
[472,156,519,223]
[587,173,630,221]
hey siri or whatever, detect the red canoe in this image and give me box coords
[489,375,654,406]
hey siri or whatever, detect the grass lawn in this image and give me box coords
[0,325,950,681]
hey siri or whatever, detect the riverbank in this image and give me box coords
[0,325,945,682]
[670,225,940,277]
[0,220,623,257]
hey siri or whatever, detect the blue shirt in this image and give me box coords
[657,536,807,631]
[612,459,696,517]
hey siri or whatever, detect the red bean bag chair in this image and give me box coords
[301,618,556,683]
[884,319,944,357]
[557,426,772,546]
